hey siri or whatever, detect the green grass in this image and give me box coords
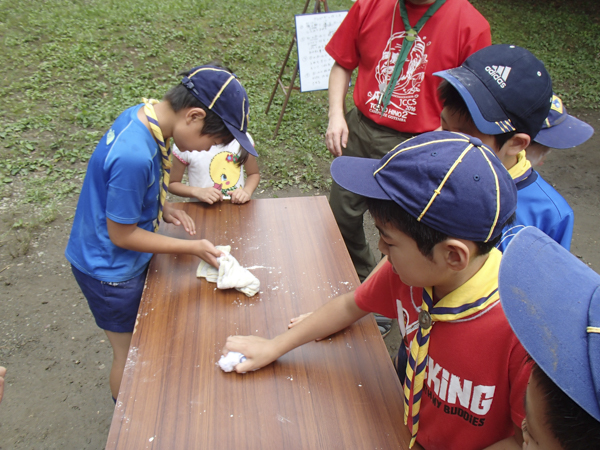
[0,0,598,215]
[471,0,600,108]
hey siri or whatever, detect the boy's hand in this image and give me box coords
[192,187,223,204]
[288,312,313,328]
[194,239,225,268]
[223,335,280,373]
[0,366,6,404]
[230,188,251,204]
[163,204,196,235]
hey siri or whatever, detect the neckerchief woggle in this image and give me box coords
[378,0,446,115]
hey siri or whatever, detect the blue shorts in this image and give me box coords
[71,265,148,333]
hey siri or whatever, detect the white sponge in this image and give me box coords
[218,352,247,372]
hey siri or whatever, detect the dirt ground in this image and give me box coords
[0,109,598,449]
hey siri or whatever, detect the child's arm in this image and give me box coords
[223,291,368,372]
[288,257,389,331]
[107,218,223,267]
[0,366,5,404]
[230,155,260,204]
[168,157,223,204]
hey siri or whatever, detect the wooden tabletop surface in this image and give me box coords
[106,197,410,449]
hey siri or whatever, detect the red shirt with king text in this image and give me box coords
[354,259,529,450]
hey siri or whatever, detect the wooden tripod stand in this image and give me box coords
[265,0,329,138]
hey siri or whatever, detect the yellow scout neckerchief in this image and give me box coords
[508,150,532,184]
[142,98,172,232]
[404,248,502,447]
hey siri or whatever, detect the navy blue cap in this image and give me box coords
[182,65,257,157]
[500,227,600,421]
[330,131,517,242]
[533,94,594,149]
[434,45,553,139]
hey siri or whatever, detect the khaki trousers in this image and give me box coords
[329,108,413,280]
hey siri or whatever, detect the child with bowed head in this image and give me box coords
[65,64,255,402]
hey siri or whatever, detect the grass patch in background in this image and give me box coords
[0,0,348,204]
[472,0,600,108]
[0,0,598,217]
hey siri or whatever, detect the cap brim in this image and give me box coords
[226,123,258,157]
[435,69,510,135]
[534,114,595,149]
[330,157,391,200]
[499,227,600,421]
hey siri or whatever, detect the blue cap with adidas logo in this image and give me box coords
[434,44,553,139]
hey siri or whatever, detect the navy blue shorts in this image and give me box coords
[71,265,148,333]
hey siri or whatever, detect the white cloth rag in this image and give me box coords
[218,352,246,372]
[197,245,260,297]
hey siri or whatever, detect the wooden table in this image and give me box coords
[106,197,410,449]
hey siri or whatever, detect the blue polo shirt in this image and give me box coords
[65,104,161,282]
[498,151,573,252]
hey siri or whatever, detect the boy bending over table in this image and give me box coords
[225,131,530,449]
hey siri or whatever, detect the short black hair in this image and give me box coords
[531,362,600,449]
[437,80,516,150]
[366,198,503,258]
[163,62,234,145]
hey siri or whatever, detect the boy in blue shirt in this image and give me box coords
[527,93,594,167]
[499,226,600,449]
[65,64,258,401]
[435,45,574,251]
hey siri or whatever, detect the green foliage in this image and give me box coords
[0,0,598,213]
[471,0,600,108]
[0,0,358,209]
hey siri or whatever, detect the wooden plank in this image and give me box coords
[106,197,410,449]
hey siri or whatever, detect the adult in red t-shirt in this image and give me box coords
[355,257,530,450]
[326,0,491,280]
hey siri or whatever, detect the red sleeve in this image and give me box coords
[507,334,532,427]
[325,0,367,70]
[173,151,189,165]
[354,261,401,318]
[172,146,190,165]
[457,3,492,64]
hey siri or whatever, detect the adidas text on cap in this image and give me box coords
[434,45,553,139]
[533,94,594,149]
[182,65,257,157]
[330,131,517,242]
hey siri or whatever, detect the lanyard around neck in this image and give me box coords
[378,0,446,115]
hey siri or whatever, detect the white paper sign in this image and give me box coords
[295,11,348,92]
